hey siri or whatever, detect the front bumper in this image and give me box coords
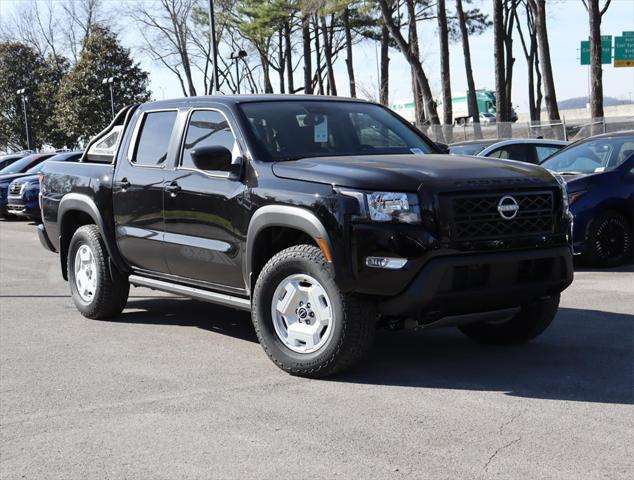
[379,246,573,322]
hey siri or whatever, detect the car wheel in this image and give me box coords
[252,244,376,378]
[584,210,632,268]
[67,225,129,319]
[458,295,560,344]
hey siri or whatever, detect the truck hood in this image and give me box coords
[272,154,558,191]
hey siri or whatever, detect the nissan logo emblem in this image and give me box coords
[497,195,519,220]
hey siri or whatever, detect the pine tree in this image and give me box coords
[55,24,150,142]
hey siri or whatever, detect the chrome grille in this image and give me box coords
[8,183,23,195]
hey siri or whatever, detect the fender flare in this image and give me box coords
[244,205,334,294]
[58,193,129,278]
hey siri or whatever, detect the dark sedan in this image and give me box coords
[6,151,83,221]
[0,153,56,217]
[541,131,633,267]
[0,153,28,171]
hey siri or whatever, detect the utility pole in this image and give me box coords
[208,0,220,95]
[102,77,116,119]
[16,89,31,151]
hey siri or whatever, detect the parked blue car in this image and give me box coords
[541,131,634,267]
[5,152,83,221]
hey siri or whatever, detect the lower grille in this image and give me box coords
[445,190,555,241]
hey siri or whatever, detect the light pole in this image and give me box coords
[208,0,219,94]
[16,88,31,151]
[229,50,247,94]
[102,77,116,119]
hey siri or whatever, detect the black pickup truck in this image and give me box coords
[39,96,573,377]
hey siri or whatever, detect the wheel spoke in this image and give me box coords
[309,288,331,326]
[276,280,300,317]
[286,323,320,350]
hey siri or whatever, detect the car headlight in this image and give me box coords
[339,190,421,224]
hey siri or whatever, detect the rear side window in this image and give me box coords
[133,111,177,166]
[535,145,561,163]
[489,144,533,163]
[181,110,237,169]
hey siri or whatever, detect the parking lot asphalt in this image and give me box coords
[1,220,632,480]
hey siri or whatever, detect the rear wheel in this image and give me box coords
[584,211,632,268]
[252,245,376,378]
[67,225,129,319]
[458,295,560,344]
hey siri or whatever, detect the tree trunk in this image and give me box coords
[587,0,605,121]
[343,7,356,97]
[320,15,337,96]
[494,0,508,124]
[379,22,390,106]
[302,15,312,94]
[456,0,482,138]
[437,0,452,125]
[530,0,560,121]
[278,28,285,94]
[313,16,324,95]
[504,3,516,122]
[412,71,425,127]
[284,22,294,93]
[259,48,273,94]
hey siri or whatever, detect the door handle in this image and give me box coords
[115,178,131,190]
[164,182,181,197]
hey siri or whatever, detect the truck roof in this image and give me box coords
[146,94,370,110]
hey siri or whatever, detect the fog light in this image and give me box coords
[365,256,407,269]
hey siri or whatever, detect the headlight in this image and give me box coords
[339,189,421,224]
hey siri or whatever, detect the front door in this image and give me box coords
[162,108,247,291]
[113,109,179,274]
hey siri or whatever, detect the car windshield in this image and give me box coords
[541,136,634,174]
[449,143,490,156]
[239,101,434,161]
[0,155,35,174]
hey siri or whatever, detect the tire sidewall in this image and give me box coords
[254,252,346,370]
[586,211,632,268]
[68,227,103,313]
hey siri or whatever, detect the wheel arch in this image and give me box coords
[245,205,335,295]
[58,193,128,280]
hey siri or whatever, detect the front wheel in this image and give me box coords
[252,245,376,378]
[584,211,632,268]
[458,295,560,344]
[67,225,129,319]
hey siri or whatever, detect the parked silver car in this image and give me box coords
[449,138,568,164]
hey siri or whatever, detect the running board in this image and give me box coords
[129,275,251,311]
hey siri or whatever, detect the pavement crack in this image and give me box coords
[498,409,523,435]
[483,436,522,472]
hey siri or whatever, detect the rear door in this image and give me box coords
[161,107,248,292]
[113,108,179,274]
[488,143,536,164]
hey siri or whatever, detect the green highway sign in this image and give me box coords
[614,31,634,67]
[580,36,612,65]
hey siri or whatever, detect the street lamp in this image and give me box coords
[102,77,116,119]
[16,88,31,151]
[229,50,247,94]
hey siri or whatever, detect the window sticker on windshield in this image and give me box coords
[410,148,424,155]
[314,117,328,143]
[594,167,605,173]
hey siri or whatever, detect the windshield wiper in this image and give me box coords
[557,171,586,175]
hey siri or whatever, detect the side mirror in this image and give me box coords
[191,145,243,179]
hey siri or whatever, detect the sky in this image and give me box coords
[2,0,634,114]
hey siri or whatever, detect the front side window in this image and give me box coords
[133,111,177,166]
[181,110,237,169]
[240,101,434,161]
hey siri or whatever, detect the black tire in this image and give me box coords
[458,295,560,344]
[584,210,632,268]
[252,244,376,378]
[67,225,129,319]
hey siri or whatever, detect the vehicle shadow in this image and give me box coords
[116,297,258,343]
[116,299,632,404]
[337,307,634,405]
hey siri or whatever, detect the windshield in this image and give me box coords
[541,136,634,174]
[449,143,489,156]
[239,101,434,161]
[0,155,36,174]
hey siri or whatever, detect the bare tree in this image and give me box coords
[529,0,560,123]
[515,1,542,122]
[437,0,452,140]
[582,0,612,124]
